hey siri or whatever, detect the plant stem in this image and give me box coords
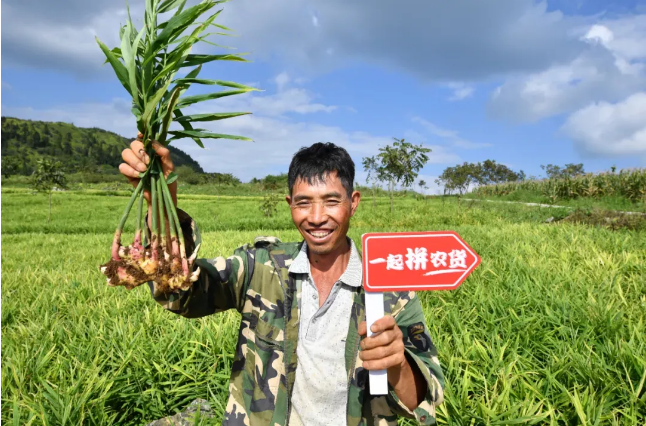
[111,179,144,261]
[151,173,159,260]
[135,190,144,249]
[159,167,188,275]
[156,172,167,251]
[160,169,180,266]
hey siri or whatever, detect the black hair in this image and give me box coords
[288,142,355,198]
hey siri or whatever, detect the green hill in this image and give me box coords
[1,116,204,176]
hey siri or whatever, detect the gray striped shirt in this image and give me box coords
[288,239,363,426]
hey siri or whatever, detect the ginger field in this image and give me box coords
[2,190,645,425]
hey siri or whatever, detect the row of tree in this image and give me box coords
[1,117,205,177]
[435,160,525,197]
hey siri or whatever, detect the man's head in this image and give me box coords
[286,143,361,256]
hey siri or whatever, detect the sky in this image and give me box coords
[2,0,646,192]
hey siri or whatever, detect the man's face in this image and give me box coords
[286,172,361,256]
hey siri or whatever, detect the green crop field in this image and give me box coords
[2,190,645,425]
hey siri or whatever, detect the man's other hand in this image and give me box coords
[359,315,426,410]
[119,132,177,208]
[358,315,406,372]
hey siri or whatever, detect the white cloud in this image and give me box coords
[2,71,466,181]
[3,0,585,83]
[216,73,337,117]
[488,14,646,122]
[412,116,491,149]
[274,72,291,91]
[2,2,130,76]
[218,0,585,82]
[561,92,646,157]
[446,83,475,101]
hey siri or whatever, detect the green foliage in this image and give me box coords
[363,137,431,212]
[540,162,585,179]
[473,168,646,204]
[95,0,256,149]
[436,162,479,197]
[2,192,645,424]
[30,158,68,223]
[202,172,241,186]
[31,158,68,194]
[436,160,524,198]
[256,173,289,191]
[1,117,204,175]
[176,165,202,185]
[1,156,21,178]
[258,193,281,217]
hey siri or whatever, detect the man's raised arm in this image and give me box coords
[113,137,252,318]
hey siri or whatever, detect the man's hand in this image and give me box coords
[119,133,177,208]
[359,316,426,411]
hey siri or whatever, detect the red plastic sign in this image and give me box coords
[362,231,481,292]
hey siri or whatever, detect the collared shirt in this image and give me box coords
[287,238,363,426]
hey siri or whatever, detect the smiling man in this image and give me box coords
[119,141,444,426]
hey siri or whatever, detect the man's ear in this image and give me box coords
[285,195,292,206]
[350,190,361,216]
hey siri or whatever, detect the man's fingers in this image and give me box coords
[361,329,399,351]
[370,315,397,334]
[130,140,150,165]
[152,141,174,174]
[363,353,406,371]
[360,340,403,362]
[358,321,367,336]
[122,149,147,173]
[119,163,141,179]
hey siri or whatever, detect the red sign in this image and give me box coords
[362,231,481,292]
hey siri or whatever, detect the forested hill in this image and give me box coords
[1,116,204,175]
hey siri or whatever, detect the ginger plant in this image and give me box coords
[98,0,255,292]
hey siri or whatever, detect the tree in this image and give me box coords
[2,156,20,178]
[540,163,585,179]
[176,165,202,185]
[435,162,479,200]
[418,179,427,201]
[476,160,524,185]
[364,138,431,213]
[31,158,68,223]
[362,155,380,209]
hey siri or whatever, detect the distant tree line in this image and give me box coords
[1,117,204,177]
[436,160,526,197]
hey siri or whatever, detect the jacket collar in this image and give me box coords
[288,237,363,288]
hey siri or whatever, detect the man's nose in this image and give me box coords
[308,202,326,224]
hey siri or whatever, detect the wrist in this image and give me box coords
[387,354,412,390]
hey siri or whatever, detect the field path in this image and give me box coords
[463,197,646,215]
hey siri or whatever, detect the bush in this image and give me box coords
[176,165,202,185]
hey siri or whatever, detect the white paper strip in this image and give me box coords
[365,291,388,395]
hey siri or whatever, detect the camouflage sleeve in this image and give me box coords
[387,294,445,425]
[147,209,253,318]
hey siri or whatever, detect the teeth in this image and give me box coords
[311,231,330,238]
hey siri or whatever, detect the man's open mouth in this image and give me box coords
[306,229,335,241]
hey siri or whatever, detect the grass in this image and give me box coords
[463,191,646,213]
[2,192,645,425]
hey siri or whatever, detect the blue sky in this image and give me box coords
[2,0,646,191]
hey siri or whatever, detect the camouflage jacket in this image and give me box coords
[149,211,445,426]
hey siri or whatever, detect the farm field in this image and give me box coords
[2,190,645,425]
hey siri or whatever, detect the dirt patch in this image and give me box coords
[560,208,646,231]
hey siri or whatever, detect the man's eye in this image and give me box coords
[326,200,340,206]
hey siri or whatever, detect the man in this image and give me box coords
[119,140,444,426]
